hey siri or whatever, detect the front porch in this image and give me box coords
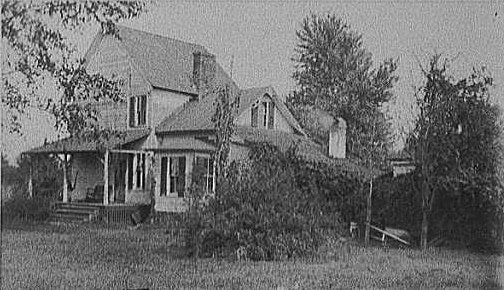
[69,149,153,205]
[26,149,153,206]
[25,129,153,207]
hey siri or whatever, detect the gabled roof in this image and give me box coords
[84,25,237,95]
[156,86,306,135]
[156,92,218,133]
[238,86,306,136]
[234,126,382,180]
[26,129,150,154]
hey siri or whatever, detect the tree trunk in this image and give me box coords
[364,179,373,246]
[421,208,429,250]
[420,178,431,250]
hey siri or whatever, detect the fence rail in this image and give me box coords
[101,206,135,224]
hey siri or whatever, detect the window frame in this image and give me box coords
[159,154,187,198]
[194,154,215,194]
[127,153,146,190]
[262,101,268,127]
[251,104,258,128]
[128,94,148,128]
[268,101,275,129]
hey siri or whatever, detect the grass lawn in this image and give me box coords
[1,222,503,289]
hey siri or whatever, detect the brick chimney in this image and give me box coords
[193,51,216,92]
[329,117,346,159]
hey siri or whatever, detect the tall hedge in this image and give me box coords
[185,143,365,260]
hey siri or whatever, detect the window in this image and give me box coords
[136,153,146,189]
[262,102,268,127]
[251,105,258,127]
[127,153,146,190]
[268,102,275,129]
[160,156,186,197]
[160,157,168,196]
[251,97,275,129]
[127,154,134,189]
[129,95,147,127]
[194,156,214,193]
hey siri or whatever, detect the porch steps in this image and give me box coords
[49,202,100,223]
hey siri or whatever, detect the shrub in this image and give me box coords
[374,172,504,253]
[1,193,54,224]
[184,143,359,261]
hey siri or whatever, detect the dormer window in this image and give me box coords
[251,105,258,127]
[268,101,275,129]
[251,97,275,129]
[129,95,147,127]
[262,102,268,127]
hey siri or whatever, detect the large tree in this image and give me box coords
[288,13,398,166]
[2,0,146,135]
[408,54,503,250]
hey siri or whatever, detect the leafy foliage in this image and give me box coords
[2,0,146,134]
[407,54,503,251]
[211,84,236,181]
[1,154,62,223]
[288,13,397,166]
[2,194,54,223]
[184,143,368,261]
[2,154,63,199]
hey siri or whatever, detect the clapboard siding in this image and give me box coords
[86,34,152,130]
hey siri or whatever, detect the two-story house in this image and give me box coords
[26,25,374,221]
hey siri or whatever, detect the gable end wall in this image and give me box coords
[236,95,294,133]
[86,34,152,130]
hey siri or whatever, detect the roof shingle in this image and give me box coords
[27,129,150,154]
[93,25,238,95]
[156,136,215,151]
[156,86,306,134]
[156,92,218,133]
[233,126,381,180]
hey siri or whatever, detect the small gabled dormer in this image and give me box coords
[235,86,306,135]
[251,94,275,129]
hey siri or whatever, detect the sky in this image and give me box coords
[3,0,504,163]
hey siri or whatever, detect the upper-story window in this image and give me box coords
[129,95,147,127]
[251,96,275,129]
[267,101,275,129]
[251,105,258,127]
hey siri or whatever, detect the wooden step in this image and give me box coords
[49,213,89,223]
[55,203,101,211]
[55,208,96,216]
[50,203,101,223]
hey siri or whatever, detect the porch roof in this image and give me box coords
[26,129,151,154]
[155,136,216,151]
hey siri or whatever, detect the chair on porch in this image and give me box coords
[85,184,112,203]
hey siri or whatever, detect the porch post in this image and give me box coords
[28,159,33,198]
[62,154,69,202]
[103,150,109,205]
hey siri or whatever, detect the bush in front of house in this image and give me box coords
[1,155,61,225]
[1,193,54,224]
[184,143,360,261]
